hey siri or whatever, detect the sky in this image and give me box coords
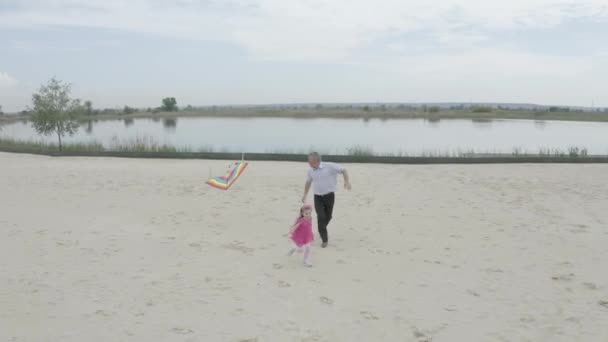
[1,0,607,112]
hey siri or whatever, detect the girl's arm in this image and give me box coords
[288,222,298,235]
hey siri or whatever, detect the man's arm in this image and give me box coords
[302,179,312,203]
[331,162,352,190]
[342,168,352,190]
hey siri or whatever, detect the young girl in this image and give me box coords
[288,204,314,267]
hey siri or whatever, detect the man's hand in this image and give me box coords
[301,194,307,203]
[345,181,352,190]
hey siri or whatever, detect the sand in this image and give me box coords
[1,151,607,341]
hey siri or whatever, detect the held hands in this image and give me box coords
[344,181,352,190]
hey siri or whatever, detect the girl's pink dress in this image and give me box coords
[291,217,314,247]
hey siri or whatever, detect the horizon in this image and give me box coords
[2,100,606,115]
[1,1,607,112]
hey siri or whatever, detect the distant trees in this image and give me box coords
[471,106,493,113]
[161,97,178,112]
[123,105,136,114]
[30,78,83,151]
[0,105,3,115]
[549,106,570,112]
[428,106,440,113]
[84,100,93,116]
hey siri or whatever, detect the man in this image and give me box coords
[301,152,351,248]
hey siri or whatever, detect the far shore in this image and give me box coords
[2,107,608,123]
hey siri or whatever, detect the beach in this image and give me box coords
[1,151,607,341]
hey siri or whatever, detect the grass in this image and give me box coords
[0,135,212,154]
[108,135,196,153]
[1,137,605,162]
[0,137,105,153]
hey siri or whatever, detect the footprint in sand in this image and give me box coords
[520,316,536,323]
[95,309,112,317]
[171,327,194,335]
[570,227,588,234]
[551,273,575,282]
[320,296,333,305]
[239,339,258,342]
[189,242,203,251]
[278,280,291,288]
[599,301,608,309]
[467,289,481,297]
[223,240,255,255]
[483,268,504,274]
[301,333,322,342]
[360,311,379,320]
[583,282,598,290]
[272,263,283,270]
[412,328,431,342]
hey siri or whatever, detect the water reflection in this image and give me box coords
[163,118,177,131]
[425,118,441,128]
[534,120,547,129]
[124,118,134,127]
[471,118,493,129]
[151,116,160,123]
[85,120,93,134]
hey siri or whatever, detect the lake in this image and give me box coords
[2,117,608,155]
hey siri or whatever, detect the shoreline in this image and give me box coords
[1,148,607,164]
[2,108,608,123]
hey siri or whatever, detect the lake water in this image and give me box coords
[2,117,608,155]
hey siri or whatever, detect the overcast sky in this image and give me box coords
[1,0,607,112]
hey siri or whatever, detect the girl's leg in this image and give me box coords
[303,244,312,266]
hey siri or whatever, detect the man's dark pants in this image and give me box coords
[314,192,335,243]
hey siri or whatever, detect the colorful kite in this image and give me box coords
[206,161,248,190]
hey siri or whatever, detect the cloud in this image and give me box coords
[1,1,607,107]
[1,0,607,63]
[0,71,17,87]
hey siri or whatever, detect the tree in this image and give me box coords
[123,105,135,114]
[31,78,83,151]
[84,100,93,116]
[0,104,3,115]
[161,97,178,112]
